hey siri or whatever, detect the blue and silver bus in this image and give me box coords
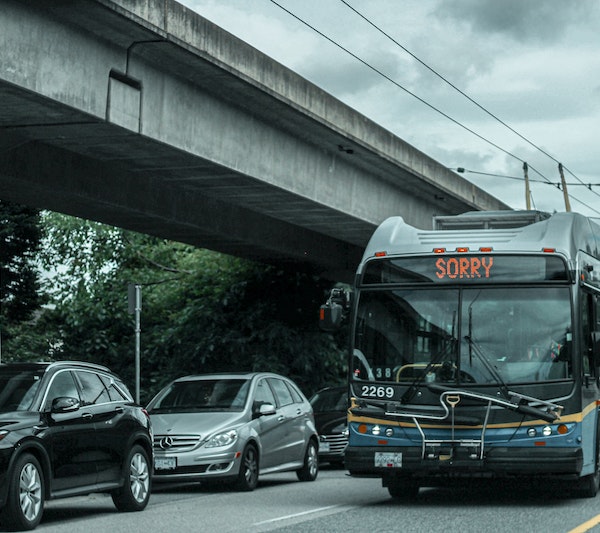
[321,210,600,498]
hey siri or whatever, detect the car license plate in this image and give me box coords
[374,452,402,468]
[155,457,177,470]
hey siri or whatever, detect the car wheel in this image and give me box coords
[111,444,151,512]
[296,440,319,482]
[2,453,44,531]
[235,444,259,491]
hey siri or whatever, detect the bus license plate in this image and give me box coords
[375,452,402,468]
[155,457,177,470]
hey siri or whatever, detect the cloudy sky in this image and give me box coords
[178,0,600,216]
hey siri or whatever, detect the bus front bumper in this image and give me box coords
[345,445,584,479]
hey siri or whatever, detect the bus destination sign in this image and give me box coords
[435,256,493,280]
[361,254,569,285]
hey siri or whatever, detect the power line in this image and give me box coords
[268,0,598,212]
[337,0,600,204]
[453,168,600,215]
[268,0,549,181]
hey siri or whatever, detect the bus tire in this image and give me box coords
[388,480,419,500]
[575,430,600,498]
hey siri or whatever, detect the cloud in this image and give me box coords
[436,0,595,44]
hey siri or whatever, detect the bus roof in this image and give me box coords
[360,211,600,267]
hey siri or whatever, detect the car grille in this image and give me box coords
[320,434,348,454]
[153,434,201,451]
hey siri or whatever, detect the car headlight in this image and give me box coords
[204,429,238,448]
[0,430,8,442]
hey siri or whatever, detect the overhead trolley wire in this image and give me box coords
[337,0,600,205]
[269,0,599,213]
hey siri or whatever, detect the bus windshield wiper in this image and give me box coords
[401,337,457,405]
[463,334,510,400]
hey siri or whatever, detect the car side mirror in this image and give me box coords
[51,396,80,413]
[254,402,276,417]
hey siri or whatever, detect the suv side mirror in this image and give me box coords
[51,396,80,413]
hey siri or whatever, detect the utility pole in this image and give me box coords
[558,163,571,212]
[523,162,531,210]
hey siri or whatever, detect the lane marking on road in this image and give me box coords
[253,505,342,526]
[569,514,600,533]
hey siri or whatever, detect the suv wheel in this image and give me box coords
[2,453,44,531]
[296,440,319,482]
[111,445,151,512]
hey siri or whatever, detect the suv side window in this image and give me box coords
[268,378,293,407]
[44,371,80,410]
[100,375,130,402]
[76,370,111,405]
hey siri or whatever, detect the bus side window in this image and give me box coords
[584,292,600,377]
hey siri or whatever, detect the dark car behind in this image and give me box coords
[0,361,152,531]
[309,386,348,465]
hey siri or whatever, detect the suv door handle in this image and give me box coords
[82,412,93,420]
[277,415,285,422]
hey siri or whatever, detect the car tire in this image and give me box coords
[234,444,259,491]
[296,440,319,482]
[111,444,151,512]
[2,453,44,531]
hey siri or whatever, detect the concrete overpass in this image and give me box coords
[0,0,508,281]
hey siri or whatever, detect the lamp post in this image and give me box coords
[128,283,142,404]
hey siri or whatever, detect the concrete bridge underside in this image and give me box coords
[0,0,508,281]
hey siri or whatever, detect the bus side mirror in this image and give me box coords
[318,287,350,332]
[319,302,344,332]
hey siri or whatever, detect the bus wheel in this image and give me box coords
[388,480,419,500]
[575,453,600,498]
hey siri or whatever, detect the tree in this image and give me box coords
[0,200,44,359]
[30,212,346,402]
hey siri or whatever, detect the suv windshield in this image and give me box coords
[0,367,44,412]
[353,286,572,386]
[148,379,250,412]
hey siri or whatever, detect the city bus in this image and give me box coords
[320,210,600,498]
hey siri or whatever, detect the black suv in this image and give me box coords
[0,361,153,531]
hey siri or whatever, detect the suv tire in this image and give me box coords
[111,445,151,512]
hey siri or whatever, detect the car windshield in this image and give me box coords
[353,286,572,386]
[311,388,347,412]
[148,378,250,413]
[0,367,44,412]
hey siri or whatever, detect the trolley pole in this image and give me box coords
[523,162,531,210]
[558,163,572,212]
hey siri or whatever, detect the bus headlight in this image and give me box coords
[542,426,552,437]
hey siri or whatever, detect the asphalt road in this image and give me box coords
[11,466,600,533]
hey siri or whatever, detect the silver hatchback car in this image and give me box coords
[147,372,319,490]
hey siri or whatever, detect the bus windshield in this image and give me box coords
[353,286,572,386]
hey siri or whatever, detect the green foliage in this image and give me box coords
[9,212,347,402]
[0,200,44,360]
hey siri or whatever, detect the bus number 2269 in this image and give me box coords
[361,385,394,399]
